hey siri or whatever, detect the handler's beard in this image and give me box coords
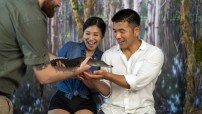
[41,0,58,18]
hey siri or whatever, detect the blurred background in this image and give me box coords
[12,0,202,114]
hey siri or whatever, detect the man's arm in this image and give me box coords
[75,71,111,96]
[83,70,130,97]
[83,78,110,96]
[33,53,90,84]
[84,49,164,92]
[84,70,130,89]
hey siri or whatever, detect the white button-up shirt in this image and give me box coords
[100,40,164,114]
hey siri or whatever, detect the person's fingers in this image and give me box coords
[79,57,91,71]
[83,72,102,79]
[85,70,91,73]
[77,76,85,81]
[80,57,90,67]
[83,71,91,78]
[83,72,92,78]
[83,74,91,80]
[55,61,66,70]
[83,71,91,76]
[56,61,59,66]
[61,62,66,68]
[93,70,106,75]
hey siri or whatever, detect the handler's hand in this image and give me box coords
[76,57,91,73]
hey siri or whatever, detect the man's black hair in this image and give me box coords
[111,9,140,26]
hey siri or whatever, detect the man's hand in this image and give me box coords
[75,70,98,89]
[76,70,91,80]
[83,70,111,96]
[83,70,107,80]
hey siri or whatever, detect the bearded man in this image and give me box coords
[0,0,91,114]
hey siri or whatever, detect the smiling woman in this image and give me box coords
[48,16,106,114]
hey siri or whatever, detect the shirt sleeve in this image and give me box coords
[16,20,49,65]
[100,52,112,98]
[125,48,164,91]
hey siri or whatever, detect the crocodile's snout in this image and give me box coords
[87,60,113,68]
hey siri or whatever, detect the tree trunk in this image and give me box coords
[58,5,63,53]
[107,0,114,50]
[195,1,202,64]
[133,0,142,14]
[144,0,155,44]
[180,0,196,113]
[194,3,202,113]
[50,18,55,53]
[70,0,93,42]
[70,0,83,41]
[123,0,130,9]
[84,0,94,21]
[154,0,160,46]
[162,0,170,55]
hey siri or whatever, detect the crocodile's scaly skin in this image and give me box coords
[50,57,113,68]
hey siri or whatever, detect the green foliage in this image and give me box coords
[195,41,202,63]
[195,40,202,74]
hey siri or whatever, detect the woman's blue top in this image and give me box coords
[56,41,103,99]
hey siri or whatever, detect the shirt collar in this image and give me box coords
[80,42,86,51]
[139,40,147,51]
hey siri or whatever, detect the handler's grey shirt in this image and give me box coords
[0,0,49,95]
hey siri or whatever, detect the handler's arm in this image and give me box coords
[33,53,90,84]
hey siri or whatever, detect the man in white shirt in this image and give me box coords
[83,9,164,114]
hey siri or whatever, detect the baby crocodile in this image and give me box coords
[50,57,113,70]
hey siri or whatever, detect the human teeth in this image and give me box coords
[88,41,95,45]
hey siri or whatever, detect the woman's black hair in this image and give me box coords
[83,16,106,37]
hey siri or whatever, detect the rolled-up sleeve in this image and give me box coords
[100,52,113,98]
[100,79,111,98]
[17,20,50,65]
